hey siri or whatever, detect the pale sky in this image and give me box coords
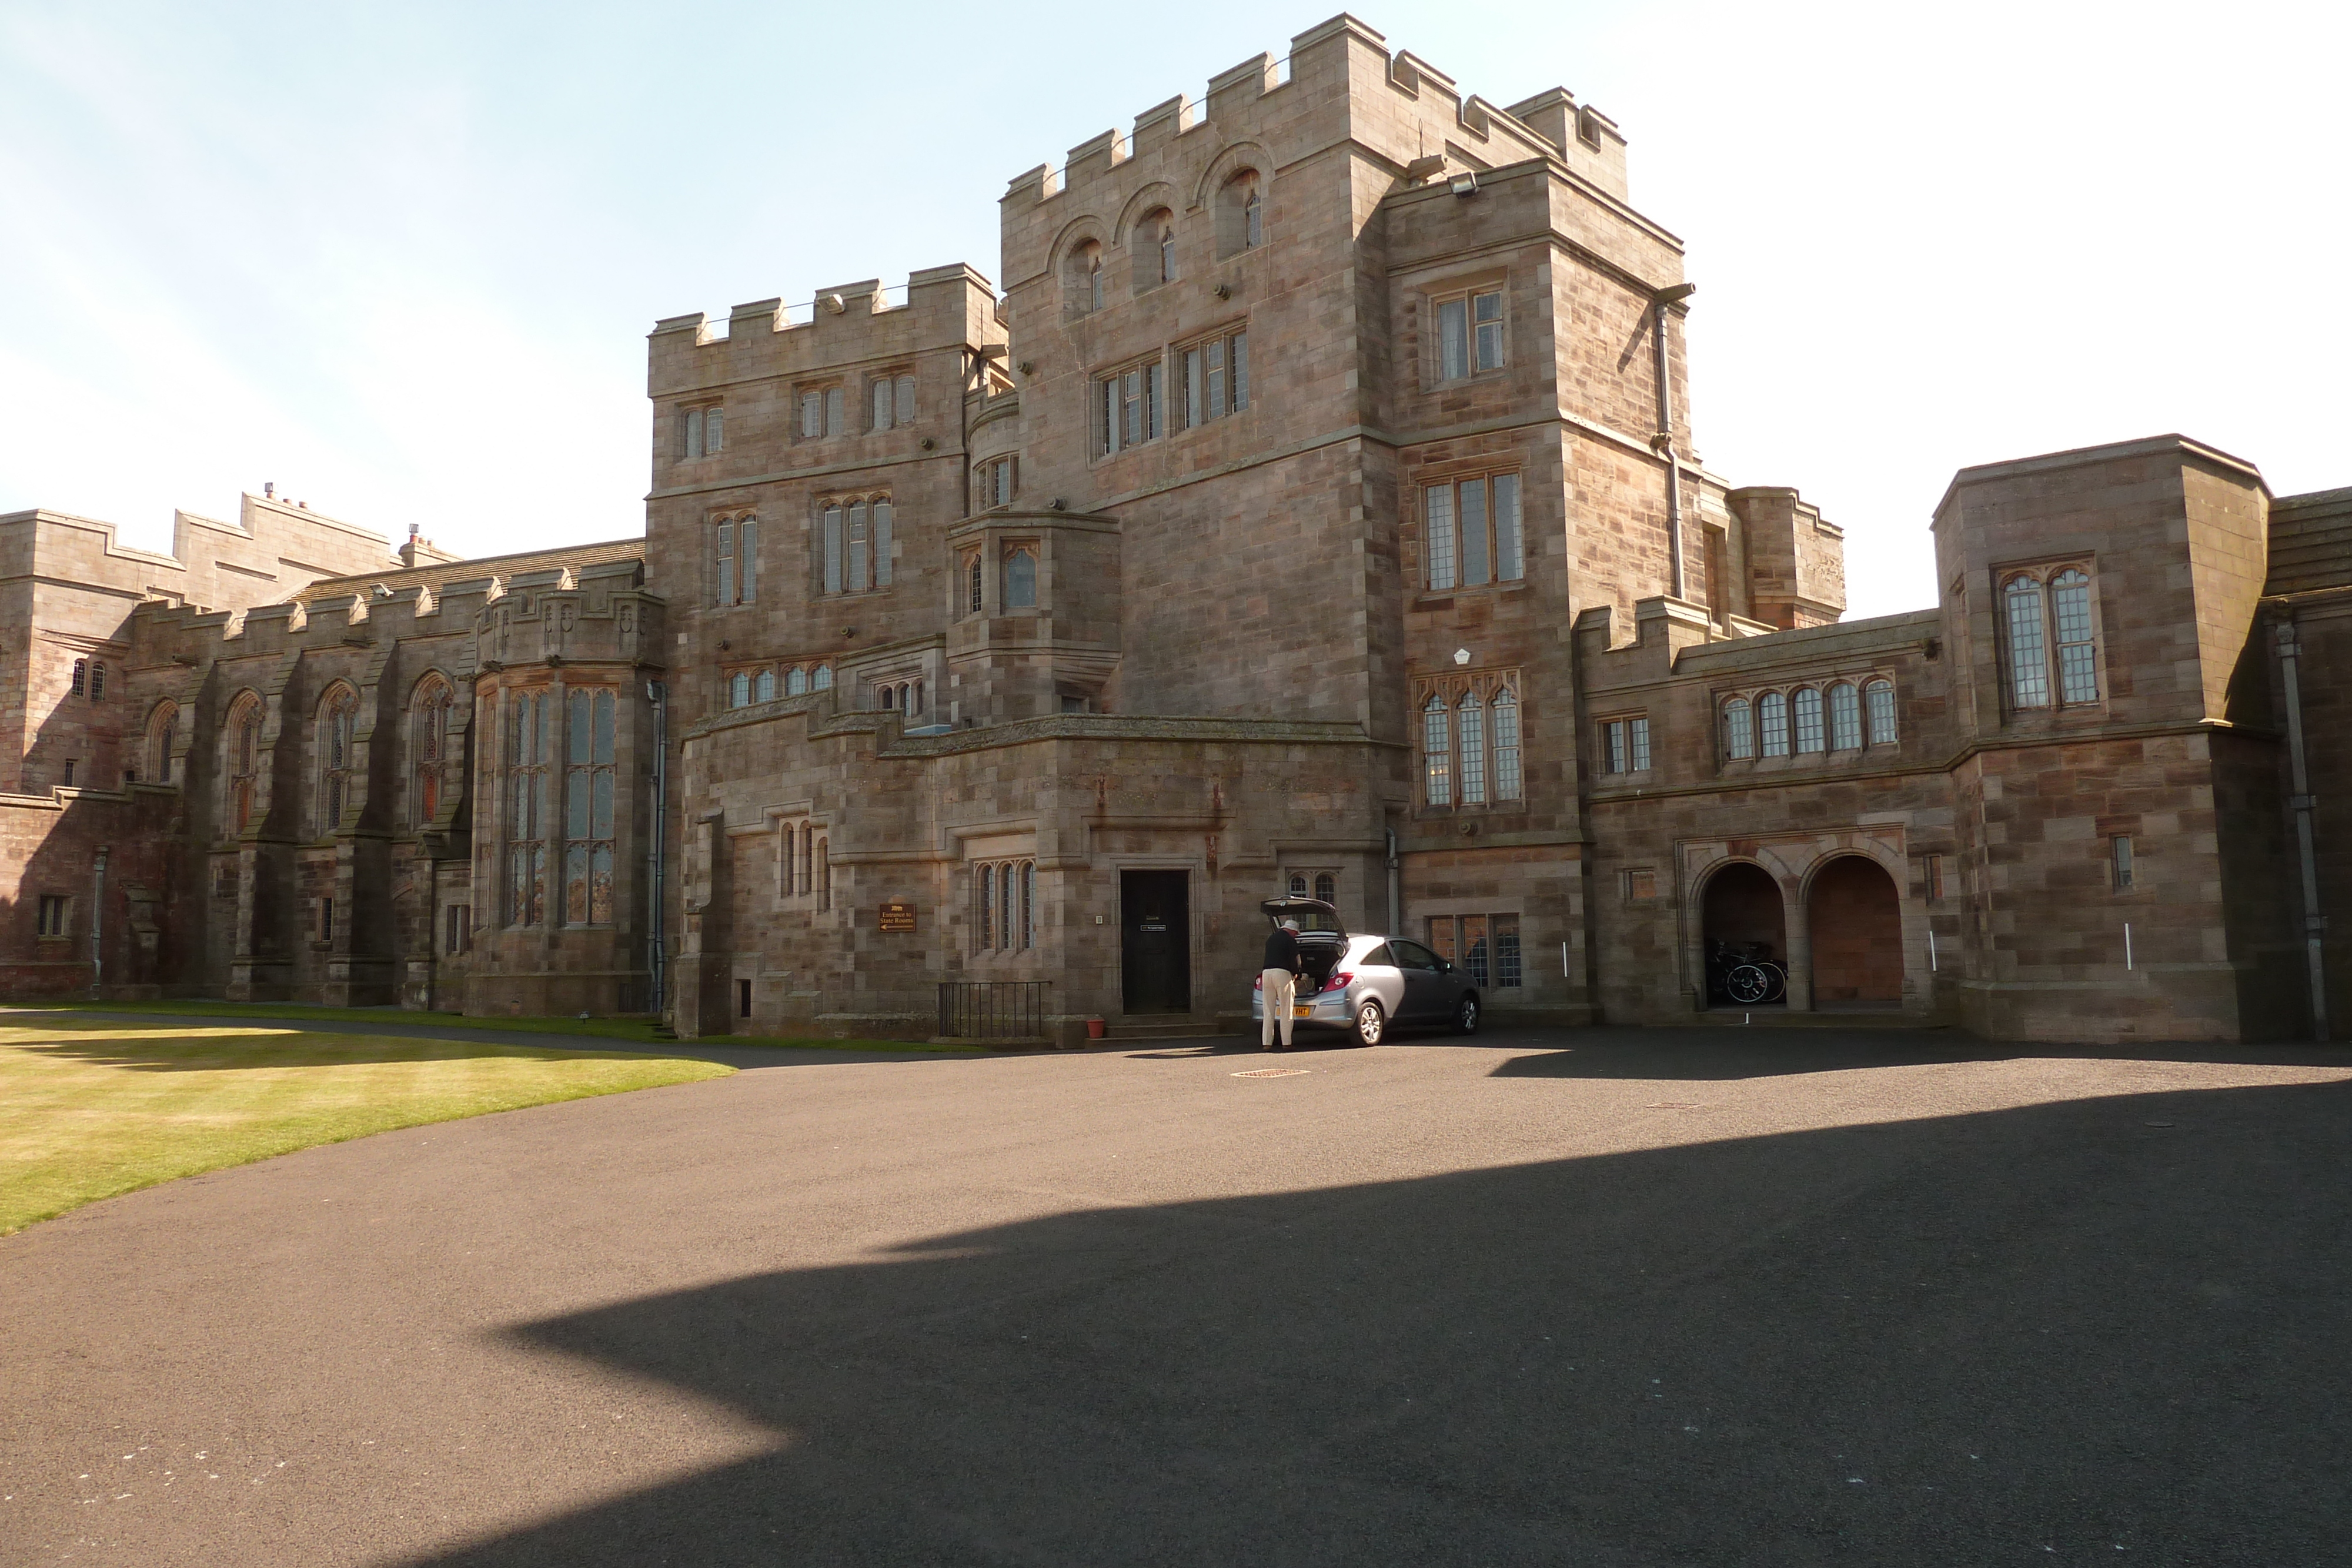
[3,0,2344,618]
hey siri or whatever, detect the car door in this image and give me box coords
[1388,940,1449,1019]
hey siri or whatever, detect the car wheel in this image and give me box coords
[1452,994,1480,1035]
[1352,998,1386,1047]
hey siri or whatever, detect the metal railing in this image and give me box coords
[937,980,1051,1041]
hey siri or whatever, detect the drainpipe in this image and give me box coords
[1385,826,1401,935]
[1651,282,1698,602]
[647,681,668,1020]
[2274,618,2330,1041]
[89,844,108,999]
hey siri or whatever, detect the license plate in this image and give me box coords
[1293,1004,1314,1018]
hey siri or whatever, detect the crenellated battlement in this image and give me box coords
[999,12,1626,213]
[648,263,1001,399]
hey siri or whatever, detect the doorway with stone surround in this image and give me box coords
[1700,861,1787,1008]
[1805,855,1904,1007]
[1119,870,1191,1015]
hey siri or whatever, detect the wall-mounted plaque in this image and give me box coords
[878,898,918,934]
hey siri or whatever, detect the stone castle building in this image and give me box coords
[5,14,2347,1045]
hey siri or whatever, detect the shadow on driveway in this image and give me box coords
[1485,1026,2352,1081]
[406,1075,2352,1566]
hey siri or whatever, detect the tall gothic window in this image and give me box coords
[565,688,617,924]
[2001,566,2101,711]
[225,696,261,834]
[318,686,356,833]
[146,701,179,784]
[506,690,550,926]
[1422,694,1452,806]
[1457,691,1486,804]
[820,495,891,594]
[412,676,452,827]
[1492,687,1522,800]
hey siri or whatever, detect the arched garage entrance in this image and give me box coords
[1807,855,1903,1005]
[1701,861,1786,1005]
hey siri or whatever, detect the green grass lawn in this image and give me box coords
[0,1019,734,1236]
[13,999,984,1055]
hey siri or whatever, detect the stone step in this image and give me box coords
[1690,1007,1945,1029]
[1103,1018,1220,1041]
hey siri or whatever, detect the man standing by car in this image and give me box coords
[1261,917,1304,1051]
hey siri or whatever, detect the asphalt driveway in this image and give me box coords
[4,1025,2348,1566]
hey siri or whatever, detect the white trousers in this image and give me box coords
[1261,968,1297,1046]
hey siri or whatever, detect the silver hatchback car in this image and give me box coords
[1249,895,1481,1045]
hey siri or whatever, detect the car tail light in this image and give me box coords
[1319,971,1353,995]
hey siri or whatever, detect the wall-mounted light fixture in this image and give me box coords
[1450,171,1479,198]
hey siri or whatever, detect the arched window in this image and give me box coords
[1067,241,1103,313]
[1865,680,1897,745]
[1458,690,1486,804]
[318,686,356,833]
[798,823,814,896]
[1219,171,1264,256]
[812,665,833,691]
[225,696,262,834]
[975,860,1035,951]
[754,668,774,703]
[1004,546,1038,609]
[506,689,550,926]
[1314,872,1336,904]
[967,553,984,615]
[564,688,617,924]
[1289,872,1308,896]
[816,835,831,911]
[412,677,452,827]
[1492,686,1522,800]
[2051,569,2097,703]
[1422,694,1451,805]
[980,864,995,948]
[1828,682,1861,750]
[1722,696,1754,760]
[70,659,86,697]
[90,662,105,700]
[2003,575,2049,709]
[786,667,807,696]
[146,701,179,784]
[1792,688,1825,754]
[1758,691,1789,757]
[879,685,896,710]
[729,671,750,708]
[1138,210,1176,285]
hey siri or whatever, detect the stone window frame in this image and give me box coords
[560,687,619,927]
[1419,468,1525,593]
[712,511,759,607]
[1094,352,1167,459]
[315,681,359,837]
[1719,673,1900,765]
[873,677,926,718]
[409,673,455,829]
[796,382,848,441]
[817,491,893,597]
[1175,325,1250,433]
[1597,711,1652,776]
[222,690,264,838]
[35,892,70,940]
[1996,559,2104,716]
[769,814,826,904]
[1215,168,1265,259]
[676,400,724,460]
[1415,668,1524,809]
[1426,913,1523,989]
[502,687,553,928]
[972,858,1036,955]
[977,455,1018,509]
[1424,275,1509,387]
[1065,238,1106,317]
[867,369,918,433]
[1136,207,1180,291]
[1285,870,1341,907]
[960,549,985,618]
[1002,540,1041,613]
[145,699,179,786]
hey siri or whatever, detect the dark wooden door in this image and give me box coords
[1120,870,1191,1014]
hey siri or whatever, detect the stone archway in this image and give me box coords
[1701,861,1786,1005]
[1807,855,1903,1005]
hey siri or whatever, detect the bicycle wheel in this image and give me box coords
[1726,964,1771,1004]
[1758,962,1788,1002]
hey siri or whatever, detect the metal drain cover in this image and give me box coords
[1232,1067,1310,1079]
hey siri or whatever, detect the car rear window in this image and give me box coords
[1359,942,1394,965]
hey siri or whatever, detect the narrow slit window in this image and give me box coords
[1423,696,1452,805]
[1458,691,1486,804]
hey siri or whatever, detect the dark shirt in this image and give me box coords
[1262,927,1302,973]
